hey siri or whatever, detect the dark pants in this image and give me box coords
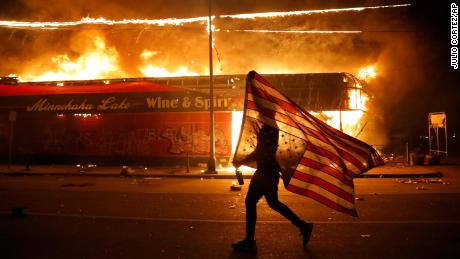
[245,172,303,241]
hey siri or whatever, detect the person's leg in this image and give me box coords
[264,189,303,227]
[264,187,313,246]
[233,177,263,251]
[245,179,264,241]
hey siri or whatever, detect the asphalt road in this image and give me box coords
[1,166,460,259]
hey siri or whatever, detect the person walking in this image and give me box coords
[232,125,313,252]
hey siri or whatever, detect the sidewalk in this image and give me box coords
[0,163,442,179]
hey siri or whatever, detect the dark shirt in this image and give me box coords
[253,142,280,180]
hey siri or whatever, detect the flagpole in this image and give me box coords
[206,0,217,174]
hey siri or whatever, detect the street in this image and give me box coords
[1,166,460,259]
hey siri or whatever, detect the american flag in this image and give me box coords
[233,71,384,216]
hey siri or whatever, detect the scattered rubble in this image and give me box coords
[230,181,242,191]
[397,178,448,185]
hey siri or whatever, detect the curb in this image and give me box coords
[0,171,442,179]
[0,171,253,179]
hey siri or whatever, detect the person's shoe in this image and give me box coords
[300,221,313,247]
[232,239,257,252]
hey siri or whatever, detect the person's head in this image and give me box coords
[257,125,279,149]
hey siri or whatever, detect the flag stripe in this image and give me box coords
[291,171,355,203]
[288,177,354,209]
[298,157,353,185]
[295,166,354,196]
[286,183,357,217]
[302,150,353,181]
[245,108,308,141]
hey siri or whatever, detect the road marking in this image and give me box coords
[2,211,460,224]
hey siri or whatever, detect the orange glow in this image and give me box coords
[138,49,201,77]
[25,31,124,81]
[358,65,377,82]
[320,110,364,136]
[348,83,368,110]
[140,65,200,77]
[0,4,410,30]
[0,16,208,29]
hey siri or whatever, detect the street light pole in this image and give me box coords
[206,0,217,174]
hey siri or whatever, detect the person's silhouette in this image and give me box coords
[232,125,313,252]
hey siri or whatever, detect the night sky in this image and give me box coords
[0,1,459,151]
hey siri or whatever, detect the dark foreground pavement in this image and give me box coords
[1,165,460,259]
[2,213,459,259]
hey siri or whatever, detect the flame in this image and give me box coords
[226,29,362,34]
[0,16,208,29]
[140,65,199,77]
[220,4,411,19]
[358,65,377,82]
[25,31,124,81]
[231,111,244,154]
[348,83,368,110]
[0,4,410,30]
[138,49,201,77]
[320,110,364,136]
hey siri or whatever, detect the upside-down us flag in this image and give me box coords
[233,71,384,216]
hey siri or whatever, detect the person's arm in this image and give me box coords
[233,149,257,168]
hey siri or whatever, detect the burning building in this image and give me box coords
[0,2,412,167]
[0,72,369,166]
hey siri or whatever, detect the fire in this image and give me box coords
[231,111,244,154]
[138,49,201,77]
[226,29,362,34]
[140,65,199,77]
[21,34,204,82]
[0,16,208,30]
[25,31,124,82]
[220,4,410,19]
[358,65,377,82]
[0,4,410,30]
[321,110,364,135]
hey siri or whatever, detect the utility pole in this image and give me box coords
[206,0,217,174]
